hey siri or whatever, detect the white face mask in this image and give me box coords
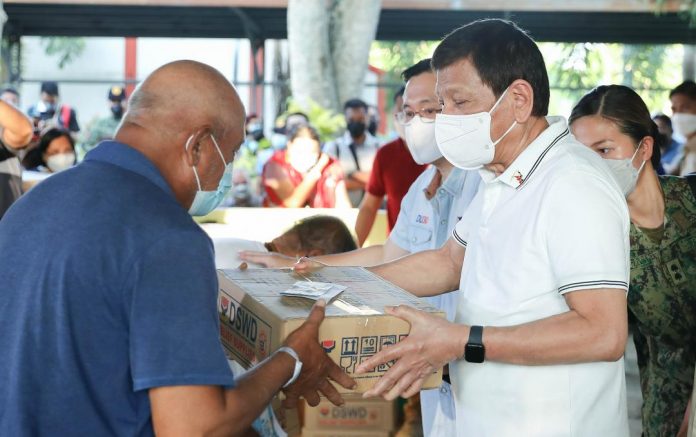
[46,152,75,173]
[672,113,696,139]
[434,87,517,170]
[404,116,441,165]
[290,153,319,173]
[604,141,646,197]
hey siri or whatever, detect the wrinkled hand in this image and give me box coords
[355,305,467,400]
[282,300,356,408]
[238,250,296,268]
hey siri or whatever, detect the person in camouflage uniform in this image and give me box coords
[78,86,126,158]
[629,175,696,437]
[570,85,696,437]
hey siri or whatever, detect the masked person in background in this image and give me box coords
[324,98,381,206]
[79,86,127,158]
[262,125,351,208]
[231,114,273,199]
[27,81,80,138]
[670,81,696,176]
[570,84,696,437]
[23,127,76,174]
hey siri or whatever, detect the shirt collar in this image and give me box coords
[422,166,466,200]
[84,141,175,198]
[479,116,569,189]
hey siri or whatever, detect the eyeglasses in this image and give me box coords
[395,107,442,125]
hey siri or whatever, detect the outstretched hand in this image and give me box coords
[238,251,296,268]
[282,300,356,408]
[355,305,467,400]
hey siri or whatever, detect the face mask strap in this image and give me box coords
[210,134,228,166]
[489,86,510,115]
[185,134,203,191]
[631,140,647,170]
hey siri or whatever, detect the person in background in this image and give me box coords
[241,57,481,436]
[262,125,351,208]
[22,127,76,174]
[1,87,20,107]
[354,65,431,246]
[79,86,127,157]
[27,81,80,136]
[212,215,357,269]
[368,104,380,137]
[0,60,355,436]
[232,113,273,198]
[324,98,381,206]
[670,81,696,176]
[0,91,34,219]
[570,84,696,437]
[269,111,310,151]
[220,168,260,207]
[654,114,684,175]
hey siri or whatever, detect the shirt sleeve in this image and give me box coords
[543,170,630,294]
[388,178,417,251]
[366,149,386,197]
[128,230,234,391]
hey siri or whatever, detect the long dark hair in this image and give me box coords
[569,85,662,169]
[22,127,75,170]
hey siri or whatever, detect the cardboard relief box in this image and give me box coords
[217,267,444,393]
[303,398,396,431]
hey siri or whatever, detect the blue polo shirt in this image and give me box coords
[0,141,233,436]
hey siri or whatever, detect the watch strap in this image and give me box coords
[469,325,483,345]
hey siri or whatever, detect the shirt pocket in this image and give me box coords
[407,226,433,251]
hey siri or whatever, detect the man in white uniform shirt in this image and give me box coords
[241,60,480,436]
[339,20,631,437]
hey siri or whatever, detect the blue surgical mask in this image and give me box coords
[187,134,233,216]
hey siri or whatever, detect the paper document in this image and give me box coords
[280,280,347,302]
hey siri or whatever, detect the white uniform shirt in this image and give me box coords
[390,166,480,321]
[450,117,630,437]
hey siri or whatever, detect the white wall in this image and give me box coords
[20,36,125,129]
[19,36,254,131]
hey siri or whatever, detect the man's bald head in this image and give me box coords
[115,60,246,213]
[125,60,244,140]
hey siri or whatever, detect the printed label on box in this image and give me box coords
[219,290,272,367]
[325,335,401,379]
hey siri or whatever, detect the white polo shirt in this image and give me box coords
[390,166,480,321]
[450,117,630,437]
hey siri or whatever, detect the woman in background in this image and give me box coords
[262,125,350,208]
[569,84,696,437]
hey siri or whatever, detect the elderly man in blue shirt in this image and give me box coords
[0,60,354,436]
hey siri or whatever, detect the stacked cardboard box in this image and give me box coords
[302,397,396,436]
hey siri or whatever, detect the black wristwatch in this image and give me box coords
[464,325,485,363]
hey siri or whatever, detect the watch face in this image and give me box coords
[466,344,485,363]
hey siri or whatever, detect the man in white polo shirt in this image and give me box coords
[240,59,480,436]
[350,19,631,436]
